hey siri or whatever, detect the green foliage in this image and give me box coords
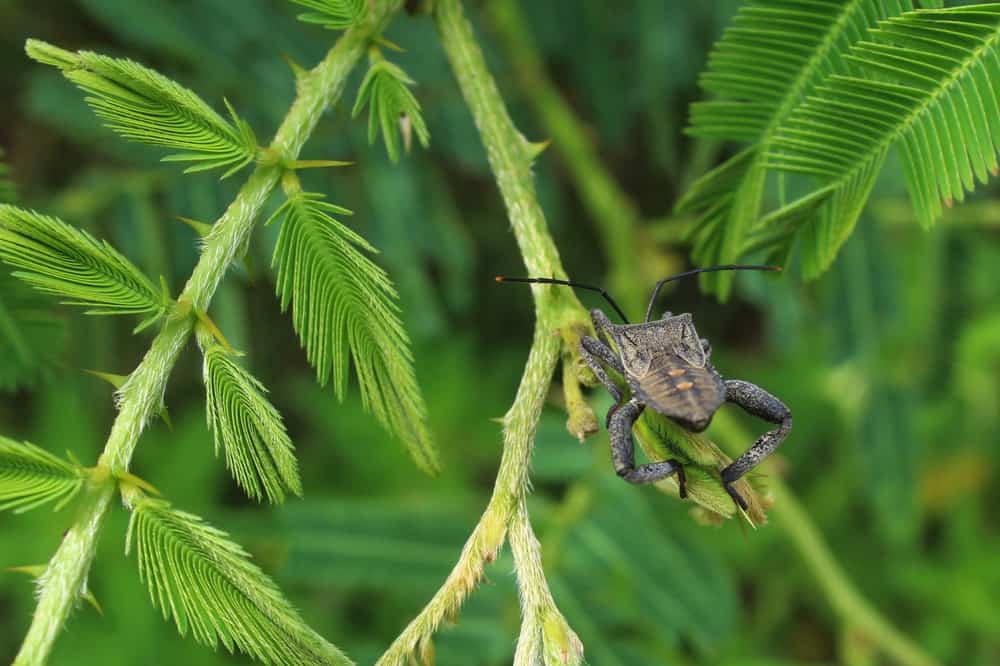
[353,57,430,162]
[0,148,15,203]
[0,437,84,513]
[125,492,351,666]
[25,40,257,177]
[290,0,365,29]
[684,2,1000,285]
[0,273,66,392]
[678,0,914,296]
[555,479,736,658]
[5,2,1000,664]
[767,6,1000,235]
[269,192,439,475]
[0,205,168,326]
[201,342,301,503]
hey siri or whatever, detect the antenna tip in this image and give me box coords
[494,275,505,283]
[770,265,783,272]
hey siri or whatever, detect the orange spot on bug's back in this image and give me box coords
[676,381,694,391]
[669,368,686,377]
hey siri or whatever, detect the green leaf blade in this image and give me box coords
[25,40,257,177]
[125,495,352,665]
[202,344,302,504]
[0,437,83,513]
[0,205,168,319]
[270,193,440,476]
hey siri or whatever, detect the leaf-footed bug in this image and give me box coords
[496,265,791,511]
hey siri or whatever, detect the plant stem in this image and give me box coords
[377,1,589,662]
[711,410,940,666]
[14,5,402,663]
[509,500,583,665]
[376,324,561,665]
[485,0,644,314]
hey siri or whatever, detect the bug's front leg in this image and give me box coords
[580,335,624,421]
[581,308,630,425]
[721,379,792,510]
[608,399,688,497]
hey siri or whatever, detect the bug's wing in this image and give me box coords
[629,353,725,432]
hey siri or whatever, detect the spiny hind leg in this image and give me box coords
[721,379,792,510]
[608,399,687,497]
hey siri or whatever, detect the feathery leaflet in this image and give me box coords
[0,205,168,324]
[25,40,257,177]
[0,437,84,513]
[290,0,365,29]
[202,341,301,503]
[353,58,430,162]
[126,493,351,665]
[268,192,439,475]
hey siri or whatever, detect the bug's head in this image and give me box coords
[496,265,781,324]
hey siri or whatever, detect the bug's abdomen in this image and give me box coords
[629,354,725,432]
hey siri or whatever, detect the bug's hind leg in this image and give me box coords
[721,379,792,510]
[608,399,688,497]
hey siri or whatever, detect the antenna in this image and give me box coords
[495,276,630,324]
[643,264,781,323]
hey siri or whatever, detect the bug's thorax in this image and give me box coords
[610,313,707,373]
[610,313,725,432]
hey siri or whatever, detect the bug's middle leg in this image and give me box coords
[721,379,792,510]
[608,399,687,496]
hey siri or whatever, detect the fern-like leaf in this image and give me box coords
[290,0,365,29]
[0,148,16,203]
[767,5,1000,239]
[202,342,302,503]
[0,205,168,323]
[352,58,430,162]
[25,39,257,177]
[679,0,915,297]
[125,494,352,665]
[268,193,439,475]
[0,437,84,513]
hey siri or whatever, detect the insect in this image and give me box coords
[497,265,792,510]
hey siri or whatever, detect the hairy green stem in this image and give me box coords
[509,501,583,665]
[376,324,560,665]
[14,5,402,663]
[485,0,644,314]
[711,411,940,666]
[378,1,588,662]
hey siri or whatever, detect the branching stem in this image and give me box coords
[14,4,402,663]
[378,0,589,662]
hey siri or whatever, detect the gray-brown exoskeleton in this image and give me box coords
[497,265,792,510]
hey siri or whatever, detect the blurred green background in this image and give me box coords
[1,1,998,664]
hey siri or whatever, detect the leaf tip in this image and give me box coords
[25,39,77,69]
